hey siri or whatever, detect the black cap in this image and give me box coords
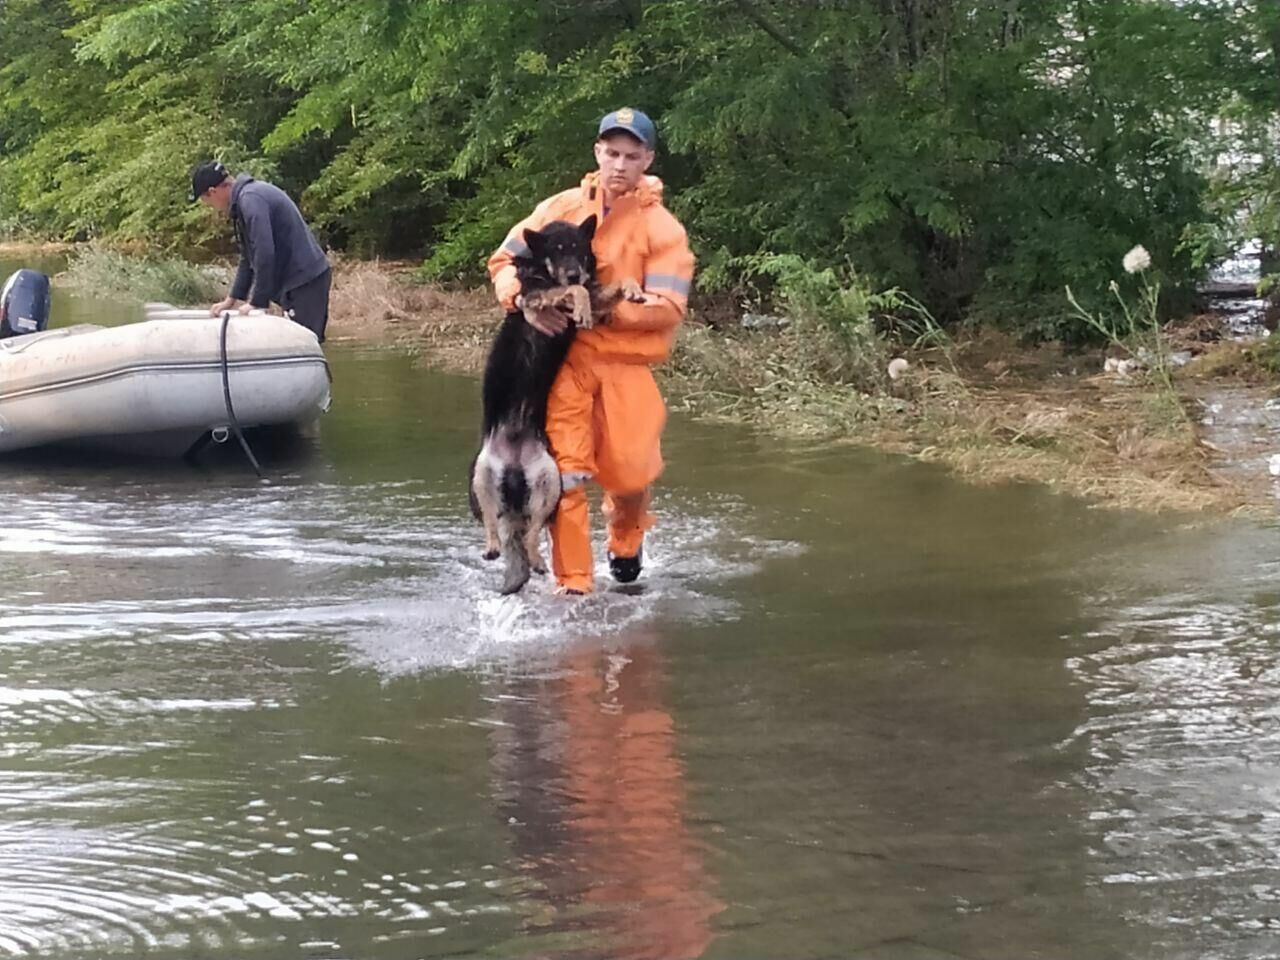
[188,161,229,202]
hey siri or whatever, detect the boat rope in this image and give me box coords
[219,310,264,478]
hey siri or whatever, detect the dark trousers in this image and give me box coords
[281,268,332,343]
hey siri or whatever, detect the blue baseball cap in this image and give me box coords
[597,108,656,149]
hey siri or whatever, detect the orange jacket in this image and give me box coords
[488,173,694,364]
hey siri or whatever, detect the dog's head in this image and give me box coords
[522,216,598,287]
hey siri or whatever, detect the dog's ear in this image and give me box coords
[522,227,545,254]
[578,215,598,242]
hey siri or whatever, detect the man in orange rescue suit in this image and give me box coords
[488,108,695,595]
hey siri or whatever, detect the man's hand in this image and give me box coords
[517,294,570,336]
[209,296,240,317]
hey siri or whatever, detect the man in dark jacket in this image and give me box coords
[190,161,332,342]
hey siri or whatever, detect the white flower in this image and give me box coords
[1123,245,1151,274]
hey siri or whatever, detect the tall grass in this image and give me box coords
[59,245,228,306]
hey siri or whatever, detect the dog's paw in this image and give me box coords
[621,278,646,303]
[570,285,593,329]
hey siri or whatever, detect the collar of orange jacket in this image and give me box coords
[578,171,665,208]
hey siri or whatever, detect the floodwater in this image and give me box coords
[2,258,1280,959]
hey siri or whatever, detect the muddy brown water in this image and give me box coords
[2,257,1280,959]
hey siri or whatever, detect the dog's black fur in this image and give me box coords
[468,216,642,594]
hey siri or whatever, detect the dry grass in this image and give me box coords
[1183,336,1280,383]
[51,249,499,371]
[322,258,496,371]
[894,376,1237,514]
[666,321,1242,514]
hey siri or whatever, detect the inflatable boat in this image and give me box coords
[0,271,331,457]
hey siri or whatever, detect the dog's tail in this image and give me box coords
[500,465,528,514]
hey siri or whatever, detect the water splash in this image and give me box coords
[0,472,795,957]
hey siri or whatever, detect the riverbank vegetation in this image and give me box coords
[55,245,227,305]
[43,242,1243,515]
[7,2,1280,513]
[4,2,1280,330]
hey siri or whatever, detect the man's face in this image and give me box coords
[594,132,654,198]
[198,181,232,214]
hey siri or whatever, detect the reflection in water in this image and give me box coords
[0,355,782,957]
[489,635,721,959]
[2,339,1280,958]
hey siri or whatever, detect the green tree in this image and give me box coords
[0,0,1272,339]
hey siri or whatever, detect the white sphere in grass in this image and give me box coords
[1123,245,1152,274]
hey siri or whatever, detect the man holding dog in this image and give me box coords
[189,160,332,343]
[488,108,694,595]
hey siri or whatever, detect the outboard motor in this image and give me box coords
[0,269,52,338]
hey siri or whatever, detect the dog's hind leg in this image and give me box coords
[471,450,502,560]
[468,456,482,521]
[481,515,501,562]
[499,515,532,595]
[523,522,547,576]
[522,446,561,578]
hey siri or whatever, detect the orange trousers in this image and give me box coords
[545,348,666,593]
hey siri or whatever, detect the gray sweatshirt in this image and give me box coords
[228,175,329,308]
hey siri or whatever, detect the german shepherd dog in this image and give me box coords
[469,216,642,594]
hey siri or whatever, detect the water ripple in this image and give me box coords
[0,470,790,956]
[1066,596,1280,946]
